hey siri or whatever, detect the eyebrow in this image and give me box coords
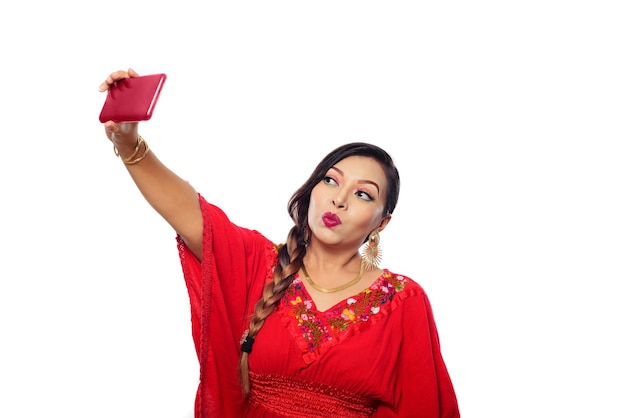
[329,166,380,194]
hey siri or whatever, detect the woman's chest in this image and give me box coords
[249,274,410,384]
[250,307,403,397]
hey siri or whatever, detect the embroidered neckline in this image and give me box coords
[279,270,409,363]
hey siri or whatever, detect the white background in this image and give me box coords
[1,1,624,417]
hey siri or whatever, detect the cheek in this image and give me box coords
[307,189,321,219]
[309,186,327,210]
[359,206,385,229]
[307,200,317,221]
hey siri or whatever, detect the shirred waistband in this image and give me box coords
[248,372,376,417]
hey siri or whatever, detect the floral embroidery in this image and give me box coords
[282,270,408,353]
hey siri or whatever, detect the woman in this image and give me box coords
[99,69,460,418]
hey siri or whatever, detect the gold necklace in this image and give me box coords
[301,259,366,293]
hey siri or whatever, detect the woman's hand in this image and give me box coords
[98,68,140,157]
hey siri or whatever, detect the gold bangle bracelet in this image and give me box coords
[123,135,145,163]
[113,135,144,162]
[124,139,150,165]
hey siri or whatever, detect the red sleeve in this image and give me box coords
[373,286,460,418]
[177,195,277,418]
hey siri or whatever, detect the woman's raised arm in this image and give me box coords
[99,69,203,259]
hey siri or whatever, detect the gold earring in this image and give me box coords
[361,230,382,271]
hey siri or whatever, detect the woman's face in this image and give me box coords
[308,156,390,249]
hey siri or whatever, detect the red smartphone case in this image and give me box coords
[99,73,167,123]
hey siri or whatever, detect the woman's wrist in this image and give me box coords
[113,135,151,165]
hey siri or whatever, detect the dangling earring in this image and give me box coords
[361,230,382,271]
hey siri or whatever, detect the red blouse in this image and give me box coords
[177,195,460,417]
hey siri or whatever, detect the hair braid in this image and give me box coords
[239,226,307,394]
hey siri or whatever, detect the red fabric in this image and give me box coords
[247,372,377,417]
[177,195,460,417]
[177,196,276,417]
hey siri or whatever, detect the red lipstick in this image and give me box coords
[322,212,342,228]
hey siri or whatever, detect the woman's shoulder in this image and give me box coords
[381,269,428,298]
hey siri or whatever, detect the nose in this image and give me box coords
[332,189,348,209]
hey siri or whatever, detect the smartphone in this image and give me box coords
[99,73,167,123]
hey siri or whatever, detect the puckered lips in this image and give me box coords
[322,212,342,228]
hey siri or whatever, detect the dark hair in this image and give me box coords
[239,142,400,393]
